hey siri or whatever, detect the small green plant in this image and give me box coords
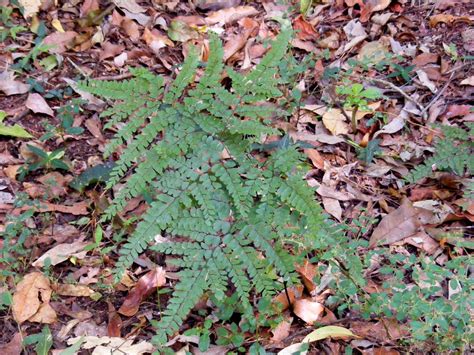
[80,28,333,344]
[19,145,70,180]
[0,193,37,277]
[40,100,85,141]
[406,124,474,183]
[336,83,381,131]
[0,6,26,41]
[23,326,53,355]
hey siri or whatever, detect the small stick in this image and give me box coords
[366,77,426,113]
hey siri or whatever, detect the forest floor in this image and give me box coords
[0,0,473,354]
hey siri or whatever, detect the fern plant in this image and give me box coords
[80,29,331,344]
[406,124,474,183]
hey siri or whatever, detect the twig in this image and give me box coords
[366,77,426,113]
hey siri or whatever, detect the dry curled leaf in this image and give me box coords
[118,267,167,317]
[293,298,325,325]
[54,283,95,297]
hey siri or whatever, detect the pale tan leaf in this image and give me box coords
[28,302,57,324]
[0,71,30,95]
[19,0,41,18]
[460,76,474,86]
[12,272,52,323]
[113,0,146,13]
[54,284,95,297]
[205,6,258,25]
[270,318,293,344]
[303,326,359,342]
[322,108,349,135]
[293,298,324,325]
[32,241,89,267]
[25,93,54,116]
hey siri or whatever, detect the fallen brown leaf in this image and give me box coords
[293,15,318,41]
[205,5,258,25]
[369,199,434,248]
[270,317,293,344]
[0,332,22,354]
[0,70,30,95]
[12,272,57,324]
[43,31,78,54]
[32,241,88,267]
[293,298,324,325]
[54,283,95,297]
[118,267,167,317]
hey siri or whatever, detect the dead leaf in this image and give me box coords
[54,283,95,297]
[113,0,146,13]
[322,197,342,221]
[43,31,78,54]
[416,69,437,93]
[296,260,318,292]
[0,332,22,354]
[293,298,324,325]
[460,76,474,86]
[205,6,258,25]
[273,285,304,311]
[304,149,325,169]
[25,93,54,116]
[322,108,350,135]
[0,71,30,95]
[271,317,293,344]
[19,0,41,18]
[80,0,100,17]
[107,301,123,337]
[118,267,167,317]
[100,42,126,61]
[122,18,140,42]
[12,272,57,324]
[143,28,174,53]
[369,200,433,248]
[32,241,89,267]
[64,78,106,110]
[67,336,153,354]
[293,15,318,41]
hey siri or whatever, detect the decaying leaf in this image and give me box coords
[369,200,433,247]
[32,241,89,267]
[293,298,325,324]
[0,71,30,95]
[19,0,41,18]
[25,93,54,116]
[278,326,359,355]
[322,108,350,135]
[67,336,153,355]
[118,267,167,317]
[12,272,57,324]
[205,6,258,25]
[54,283,95,297]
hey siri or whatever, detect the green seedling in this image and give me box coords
[19,145,69,179]
[336,83,381,131]
[40,100,84,142]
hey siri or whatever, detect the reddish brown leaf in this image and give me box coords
[293,298,324,325]
[118,267,166,317]
[293,15,318,41]
[296,260,318,292]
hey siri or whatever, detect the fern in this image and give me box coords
[80,29,332,344]
[406,124,474,183]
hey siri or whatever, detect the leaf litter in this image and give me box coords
[0,0,472,353]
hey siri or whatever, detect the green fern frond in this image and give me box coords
[81,27,335,344]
